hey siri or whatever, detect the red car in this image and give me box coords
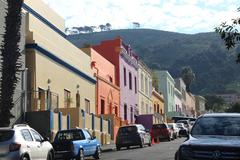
[151,123,174,141]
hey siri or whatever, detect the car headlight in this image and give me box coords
[180,146,194,159]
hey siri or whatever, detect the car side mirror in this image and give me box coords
[145,129,150,133]
[42,137,49,142]
[92,136,96,140]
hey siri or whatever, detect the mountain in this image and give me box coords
[67,29,240,94]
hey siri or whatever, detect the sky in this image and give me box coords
[42,0,240,34]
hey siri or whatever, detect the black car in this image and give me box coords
[175,113,240,160]
[116,124,151,150]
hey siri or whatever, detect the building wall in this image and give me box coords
[152,88,165,115]
[195,95,206,116]
[0,0,26,124]
[186,92,196,117]
[24,0,96,113]
[120,52,138,124]
[174,88,182,114]
[175,78,187,114]
[154,70,175,118]
[24,0,65,32]
[82,48,120,116]
[138,61,153,115]
[93,38,121,86]
[93,38,139,124]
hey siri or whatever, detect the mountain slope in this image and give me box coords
[68,29,240,94]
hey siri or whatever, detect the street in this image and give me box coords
[100,138,185,160]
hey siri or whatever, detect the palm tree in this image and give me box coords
[181,66,196,92]
[0,0,23,127]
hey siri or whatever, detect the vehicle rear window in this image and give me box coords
[0,130,14,142]
[152,124,167,129]
[192,117,240,136]
[56,130,84,141]
[119,126,137,134]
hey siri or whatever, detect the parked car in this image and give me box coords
[168,123,179,139]
[0,124,54,160]
[176,123,189,137]
[152,123,174,141]
[176,120,191,132]
[53,128,101,160]
[116,124,151,150]
[175,113,240,160]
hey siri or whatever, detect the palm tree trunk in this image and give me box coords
[0,0,23,127]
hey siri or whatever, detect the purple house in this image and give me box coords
[93,38,138,124]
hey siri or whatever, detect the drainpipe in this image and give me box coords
[91,61,99,115]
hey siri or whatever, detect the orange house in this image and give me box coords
[81,47,120,116]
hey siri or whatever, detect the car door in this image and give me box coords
[30,129,49,160]
[20,129,37,159]
[85,130,96,155]
[82,130,93,156]
[139,125,147,144]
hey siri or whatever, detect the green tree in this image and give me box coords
[105,23,112,31]
[0,0,23,127]
[181,66,196,92]
[204,95,227,112]
[215,8,240,63]
[226,103,240,113]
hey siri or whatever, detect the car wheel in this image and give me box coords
[140,139,144,148]
[21,155,29,160]
[47,152,53,160]
[93,146,101,159]
[127,146,130,149]
[77,149,84,160]
[168,136,171,141]
[116,146,121,151]
[148,138,152,147]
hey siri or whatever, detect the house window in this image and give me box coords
[109,76,113,83]
[115,105,118,116]
[85,99,90,114]
[160,109,163,114]
[124,67,127,86]
[154,104,156,113]
[76,91,80,108]
[130,107,133,123]
[101,99,105,114]
[141,101,144,113]
[157,104,160,113]
[124,104,127,120]
[134,76,137,94]
[129,72,132,90]
[145,77,148,95]
[141,73,144,92]
[64,89,71,108]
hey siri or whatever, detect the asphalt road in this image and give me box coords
[100,138,185,160]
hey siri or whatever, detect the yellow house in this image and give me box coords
[152,88,165,122]
[138,60,153,115]
[23,0,96,114]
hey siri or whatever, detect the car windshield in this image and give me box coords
[152,124,167,129]
[192,117,240,136]
[0,130,14,142]
[56,130,84,141]
[119,126,137,134]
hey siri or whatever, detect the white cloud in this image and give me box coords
[42,0,240,33]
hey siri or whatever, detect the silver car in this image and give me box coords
[0,124,54,160]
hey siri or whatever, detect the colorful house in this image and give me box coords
[195,95,206,117]
[23,0,96,113]
[138,60,153,115]
[175,78,187,116]
[93,38,138,124]
[153,70,176,119]
[81,47,120,116]
[81,47,121,141]
[152,88,165,122]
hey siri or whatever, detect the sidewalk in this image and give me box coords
[101,144,116,152]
